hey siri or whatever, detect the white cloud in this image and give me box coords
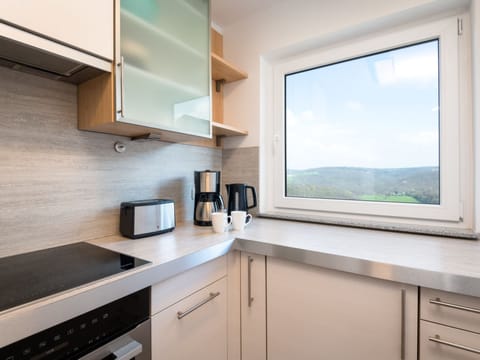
[398,131,438,145]
[345,101,364,112]
[374,52,438,86]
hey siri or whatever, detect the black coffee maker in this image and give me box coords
[225,183,257,215]
[194,170,224,226]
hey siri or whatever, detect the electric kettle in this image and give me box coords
[225,183,257,215]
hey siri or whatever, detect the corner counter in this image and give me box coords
[2,218,480,347]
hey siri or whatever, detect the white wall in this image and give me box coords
[473,0,480,231]
[221,0,472,149]
[220,0,478,231]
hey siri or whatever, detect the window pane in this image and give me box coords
[285,40,440,205]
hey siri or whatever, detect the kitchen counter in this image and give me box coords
[2,218,480,347]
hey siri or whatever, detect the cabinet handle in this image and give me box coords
[400,289,406,360]
[429,298,480,314]
[248,256,254,307]
[429,335,480,355]
[176,292,220,319]
[117,56,125,118]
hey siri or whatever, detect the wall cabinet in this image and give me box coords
[78,0,214,145]
[420,288,480,359]
[266,257,418,360]
[0,0,112,75]
[0,0,113,61]
[151,256,227,360]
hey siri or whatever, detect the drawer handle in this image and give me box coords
[429,335,480,355]
[248,256,254,307]
[429,298,480,314]
[177,292,220,319]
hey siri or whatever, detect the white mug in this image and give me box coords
[231,211,252,231]
[211,211,232,233]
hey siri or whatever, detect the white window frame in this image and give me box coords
[265,17,464,224]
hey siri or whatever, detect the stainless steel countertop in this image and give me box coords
[1,218,480,347]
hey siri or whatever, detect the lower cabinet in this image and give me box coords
[151,277,227,360]
[266,257,418,360]
[240,252,266,360]
[420,320,480,359]
[150,256,227,360]
[419,287,480,359]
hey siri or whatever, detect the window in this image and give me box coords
[285,40,440,205]
[264,17,466,225]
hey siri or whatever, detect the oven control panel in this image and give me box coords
[0,287,150,360]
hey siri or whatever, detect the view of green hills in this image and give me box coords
[286,166,439,204]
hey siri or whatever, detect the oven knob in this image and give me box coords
[38,341,47,348]
[91,318,98,325]
[22,348,31,356]
[79,323,87,330]
[5,355,14,360]
[67,328,75,335]
[53,334,61,342]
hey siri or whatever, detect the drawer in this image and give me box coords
[420,320,480,360]
[152,277,227,360]
[151,255,227,315]
[421,288,480,333]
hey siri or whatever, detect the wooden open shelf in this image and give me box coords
[212,121,248,137]
[211,53,248,83]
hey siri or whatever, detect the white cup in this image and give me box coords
[231,211,252,231]
[211,211,232,233]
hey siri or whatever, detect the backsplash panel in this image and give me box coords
[222,147,259,214]
[0,67,221,257]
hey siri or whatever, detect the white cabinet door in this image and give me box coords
[0,0,113,60]
[267,257,418,360]
[241,252,266,360]
[0,0,114,60]
[151,277,227,360]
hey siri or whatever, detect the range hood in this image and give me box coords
[0,34,106,84]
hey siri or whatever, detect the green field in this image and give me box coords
[287,166,439,205]
[358,194,419,203]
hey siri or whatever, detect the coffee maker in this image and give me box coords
[194,170,224,226]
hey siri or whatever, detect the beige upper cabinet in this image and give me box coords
[0,0,113,61]
[78,0,214,144]
[267,257,418,360]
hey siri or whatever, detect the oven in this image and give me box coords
[0,288,151,360]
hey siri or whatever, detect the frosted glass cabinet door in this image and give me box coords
[117,0,211,138]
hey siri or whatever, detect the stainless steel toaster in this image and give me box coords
[120,199,175,239]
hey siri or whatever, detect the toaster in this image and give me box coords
[120,199,175,239]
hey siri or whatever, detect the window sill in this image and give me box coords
[257,212,477,240]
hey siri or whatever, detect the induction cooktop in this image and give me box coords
[0,242,150,313]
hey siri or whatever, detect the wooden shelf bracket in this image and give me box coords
[215,79,226,92]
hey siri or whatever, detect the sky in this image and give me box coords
[285,40,440,170]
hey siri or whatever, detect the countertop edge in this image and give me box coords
[234,238,480,298]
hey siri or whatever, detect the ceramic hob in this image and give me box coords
[0,242,149,313]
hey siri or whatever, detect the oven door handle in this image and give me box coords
[107,340,143,360]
